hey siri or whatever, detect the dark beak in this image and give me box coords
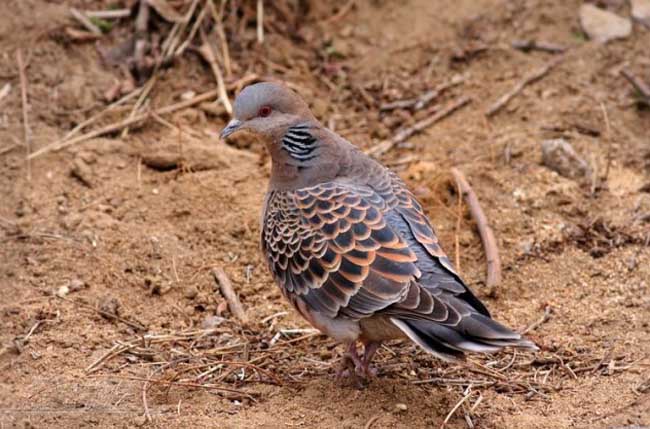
[220,119,242,140]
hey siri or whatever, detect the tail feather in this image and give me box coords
[391,315,538,360]
[390,318,464,362]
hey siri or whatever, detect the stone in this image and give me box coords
[579,4,631,43]
[201,315,226,329]
[184,286,198,299]
[632,0,650,28]
[541,139,592,179]
[70,157,94,188]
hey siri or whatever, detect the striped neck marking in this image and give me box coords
[282,125,318,162]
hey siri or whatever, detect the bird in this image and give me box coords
[220,81,537,384]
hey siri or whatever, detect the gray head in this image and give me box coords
[220,82,357,191]
[220,82,316,141]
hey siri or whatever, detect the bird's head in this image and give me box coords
[220,82,316,142]
[220,81,352,190]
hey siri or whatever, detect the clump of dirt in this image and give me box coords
[1,1,649,428]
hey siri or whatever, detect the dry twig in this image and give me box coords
[364,414,383,429]
[85,9,131,19]
[325,0,356,23]
[64,87,143,142]
[56,295,147,332]
[368,96,471,157]
[486,56,562,117]
[16,50,31,180]
[29,88,221,159]
[70,7,103,36]
[212,267,248,326]
[198,29,233,115]
[257,0,264,43]
[441,387,474,428]
[211,0,232,77]
[380,75,463,111]
[522,305,552,334]
[511,39,566,54]
[450,168,501,288]
[620,68,650,105]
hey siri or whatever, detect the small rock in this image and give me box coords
[99,296,120,319]
[202,315,226,329]
[184,286,198,299]
[541,139,592,179]
[69,278,85,292]
[145,275,172,295]
[55,279,85,298]
[56,285,70,298]
[395,403,408,412]
[632,0,650,27]
[518,238,536,255]
[70,157,94,188]
[181,90,196,101]
[626,255,638,271]
[579,4,631,43]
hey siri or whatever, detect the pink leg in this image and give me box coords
[358,341,381,378]
[336,342,365,387]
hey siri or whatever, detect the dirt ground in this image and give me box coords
[1,0,649,428]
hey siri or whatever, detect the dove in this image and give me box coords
[220,82,537,384]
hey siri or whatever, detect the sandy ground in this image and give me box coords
[1,0,649,428]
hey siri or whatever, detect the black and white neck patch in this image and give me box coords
[282,125,318,162]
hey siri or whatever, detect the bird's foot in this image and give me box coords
[336,343,368,388]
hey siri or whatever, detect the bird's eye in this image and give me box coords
[258,106,272,117]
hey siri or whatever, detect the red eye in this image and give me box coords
[258,106,272,117]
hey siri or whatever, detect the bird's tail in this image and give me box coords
[390,315,538,362]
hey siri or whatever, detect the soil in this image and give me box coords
[1,1,649,428]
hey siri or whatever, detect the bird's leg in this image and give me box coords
[336,342,364,386]
[357,341,381,378]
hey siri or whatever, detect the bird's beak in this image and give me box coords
[220,119,242,140]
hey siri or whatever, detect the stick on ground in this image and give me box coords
[212,267,248,326]
[380,75,464,111]
[198,29,232,115]
[450,168,502,288]
[28,88,221,159]
[485,56,562,117]
[367,96,471,157]
[620,68,650,105]
[16,50,31,181]
[70,7,103,36]
[256,0,264,44]
[511,39,566,54]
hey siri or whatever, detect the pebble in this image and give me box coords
[541,139,592,179]
[202,315,226,329]
[181,90,196,101]
[55,279,85,298]
[395,403,408,412]
[184,286,198,299]
[632,0,650,27]
[56,285,70,298]
[70,157,94,188]
[99,296,120,318]
[579,4,631,43]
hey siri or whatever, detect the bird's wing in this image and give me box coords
[374,172,535,358]
[262,178,535,358]
[263,181,426,320]
[378,171,491,317]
